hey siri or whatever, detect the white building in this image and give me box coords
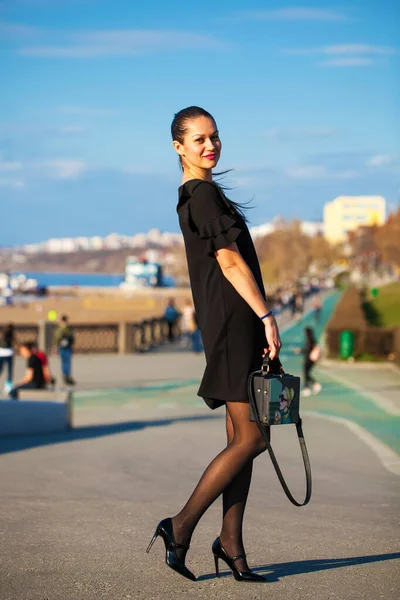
[250,223,275,240]
[45,238,76,253]
[301,221,324,237]
[104,233,124,250]
[89,236,104,250]
[129,233,147,248]
[250,220,324,240]
[75,237,91,251]
[24,244,41,254]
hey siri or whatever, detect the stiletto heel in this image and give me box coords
[146,529,159,553]
[211,537,267,582]
[214,554,220,577]
[146,518,196,582]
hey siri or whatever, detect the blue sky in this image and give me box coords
[1,0,399,246]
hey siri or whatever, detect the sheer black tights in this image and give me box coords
[171,402,267,571]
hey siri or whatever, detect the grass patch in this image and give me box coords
[370,282,400,327]
[354,352,383,362]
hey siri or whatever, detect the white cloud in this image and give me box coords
[18,28,226,58]
[51,124,89,136]
[121,166,156,175]
[331,170,361,180]
[0,177,25,188]
[286,165,359,180]
[320,57,377,67]
[287,165,328,179]
[264,127,336,141]
[0,161,22,172]
[59,105,118,117]
[39,159,88,179]
[367,155,395,167]
[283,43,397,67]
[237,8,348,21]
[323,44,397,56]
[284,44,397,56]
[0,20,41,38]
[230,176,255,188]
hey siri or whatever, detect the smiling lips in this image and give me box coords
[203,154,216,160]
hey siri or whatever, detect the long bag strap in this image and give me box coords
[247,373,312,507]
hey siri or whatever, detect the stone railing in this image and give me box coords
[0,317,180,355]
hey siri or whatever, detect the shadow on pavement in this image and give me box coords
[199,552,400,582]
[0,414,222,456]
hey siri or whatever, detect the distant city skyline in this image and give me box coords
[3,218,325,253]
[1,0,399,246]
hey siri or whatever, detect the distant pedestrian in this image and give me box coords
[295,291,304,318]
[181,299,196,348]
[296,327,322,397]
[163,298,180,342]
[313,294,322,323]
[9,341,46,399]
[289,290,297,318]
[191,311,203,353]
[0,323,15,393]
[54,315,76,385]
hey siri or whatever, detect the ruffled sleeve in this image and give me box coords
[189,182,242,255]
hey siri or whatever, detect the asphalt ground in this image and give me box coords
[1,293,399,599]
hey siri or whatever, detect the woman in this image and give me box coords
[147,107,281,583]
[299,327,322,397]
[0,323,15,392]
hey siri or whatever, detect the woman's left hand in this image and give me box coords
[263,315,282,360]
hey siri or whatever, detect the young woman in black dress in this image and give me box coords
[147,106,282,583]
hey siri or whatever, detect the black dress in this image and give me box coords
[177,179,267,410]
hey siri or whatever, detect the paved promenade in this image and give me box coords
[1,294,399,599]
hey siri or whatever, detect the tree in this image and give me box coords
[256,220,335,285]
[375,208,400,266]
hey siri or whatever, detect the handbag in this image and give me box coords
[248,355,312,506]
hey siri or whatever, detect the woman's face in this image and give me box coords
[174,116,221,171]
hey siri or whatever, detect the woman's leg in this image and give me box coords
[306,359,316,385]
[219,408,254,572]
[171,401,267,560]
[7,356,14,382]
[304,359,312,388]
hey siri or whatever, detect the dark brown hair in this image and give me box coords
[19,341,35,352]
[171,106,249,220]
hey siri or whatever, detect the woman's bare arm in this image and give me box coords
[215,243,282,359]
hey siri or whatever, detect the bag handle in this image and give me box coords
[261,355,284,376]
[247,372,312,507]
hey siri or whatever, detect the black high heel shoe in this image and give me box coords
[212,538,267,582]
[146,518,196,582]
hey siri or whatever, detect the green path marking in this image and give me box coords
[278,292,399,454]
[74,292,400,455]
[74,379,202,407]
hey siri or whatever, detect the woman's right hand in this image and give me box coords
[263,315,282,360]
